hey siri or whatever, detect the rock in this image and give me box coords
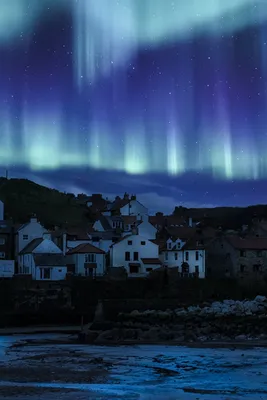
[94,330,114,343]
[235,334,247,341]
[255,295,267,303]
[130,310,140,317]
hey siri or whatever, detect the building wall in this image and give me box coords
[0,260,14,278]
[33,239,62,254]
[67,253,105,276]
[138,220,157,240]
[161,248,206,278]
[93,220,105,231]
[111,234,159,275]
[161,250,183,268]
[235,249,267,280]
[17,219,46,254]
[206,238,237,278]
[0,201,4,220]
[35,266,67,280]
[185,249,205,278]
[120,200,148,217]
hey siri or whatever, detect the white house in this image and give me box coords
[67,243,106,277]
[137,214,157,240]
[0,260,14,278]
[160,237,187,268]
[18,234,67,280]
[110,232,161,276]
[160,237,206,278]
[111,194,148,218]
[0,201,4,220]
[16,216,46,255]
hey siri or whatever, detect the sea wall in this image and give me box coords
[84,295,267,344]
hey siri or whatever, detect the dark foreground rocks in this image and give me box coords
[81,295,267,344]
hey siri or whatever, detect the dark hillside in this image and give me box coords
[0,178,92,227]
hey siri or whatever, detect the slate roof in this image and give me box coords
[226,236,267,250]
[67,243,106,254]
[19,238,43,254]
[34,253,67,267]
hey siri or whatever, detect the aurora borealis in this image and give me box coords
[0,0,267,211]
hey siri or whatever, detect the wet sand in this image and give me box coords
[1,333,267,399]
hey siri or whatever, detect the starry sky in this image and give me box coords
[0,0,267,214]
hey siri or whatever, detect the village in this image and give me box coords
[0,191,267,284]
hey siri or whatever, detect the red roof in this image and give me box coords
[67,243,105,254]
[226,236,267,250]
[141,258,162,265]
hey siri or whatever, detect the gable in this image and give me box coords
[33,239,62,254]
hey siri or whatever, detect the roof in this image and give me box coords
[19,238,43,254]
[149,215,187,228]
[33,254,67,267]
[67,243,106,255]
[141,258,162,265]
[94,215,112,231]
[111,198,130,211]
[226,236,267,250]
[122,216,137,225]
[183,238,205,250]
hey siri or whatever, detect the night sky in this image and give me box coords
[0,0,267,213]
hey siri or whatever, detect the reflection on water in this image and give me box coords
[0,335,266,399]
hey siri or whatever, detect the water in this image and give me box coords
[0,334,267,399]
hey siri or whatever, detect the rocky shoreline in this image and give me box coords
[81,295,267,344]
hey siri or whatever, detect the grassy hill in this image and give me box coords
[0,178,92,228]
[173,205,267,230]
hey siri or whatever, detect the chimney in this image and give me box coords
[123,192,129,200]
[131,194,136,200]
[188,217,193,227]
[156,212,163,217]
[30,214,37,223]
[43,232,51,240]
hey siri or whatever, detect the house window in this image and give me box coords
[165,252,168,261]
[134,252,139,261]
[85,254,96,262]
[146,268,153,272]
[185,252,189,261]
[257,250,262,257]
[92,237,100,242]
[0,238,5,245]
[240,250,246,257]
[141,241,146,245]
[130,264,139,273]
[175,253,178,260]
[23,234,28,240]
[168,242,172,250]
[41,268,51,279]
[195,265,199,274]
[240,264,245,273]
[0,252,5,258]
[125,251,130,261]
[196,251,199,261]
[128,240,132,245]
[177,242,181,249]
